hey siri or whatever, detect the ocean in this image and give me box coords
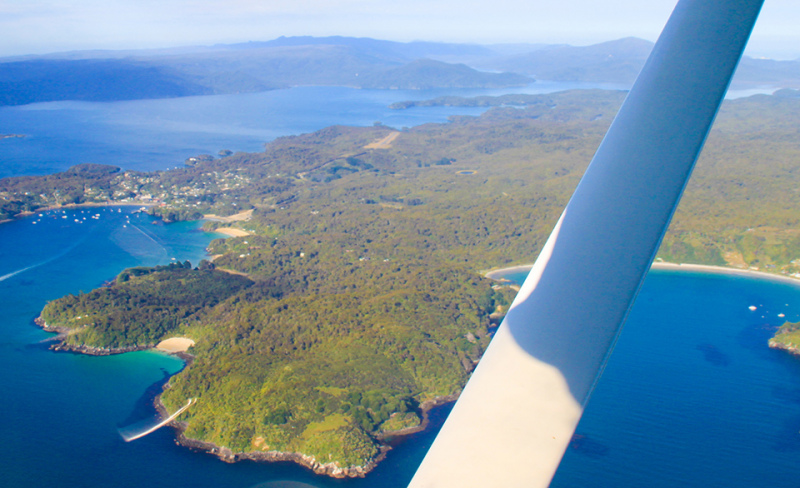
[1,85,799,487]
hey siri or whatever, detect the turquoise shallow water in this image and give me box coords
[0,208,448,488]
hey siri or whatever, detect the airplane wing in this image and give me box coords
[409,0,765,486]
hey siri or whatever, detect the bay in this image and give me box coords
[4,215,800,488]
[0,82,768,179]
[2,84,800,486]
[0,82,624,179]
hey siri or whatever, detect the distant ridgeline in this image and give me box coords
[2,36,799,106]
[0,37,531,106]
[20,89,800,473]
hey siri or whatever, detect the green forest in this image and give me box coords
[26,88,800,472]
[42,252,510,467]
[41,263,253,349]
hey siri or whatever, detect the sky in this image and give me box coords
[0,0,798,59]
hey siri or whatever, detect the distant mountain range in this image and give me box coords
[1,36,798,106]
[472,37,800,88]
[473,37,653,85]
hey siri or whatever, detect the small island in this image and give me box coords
[0,133,26,140]
[769,321,800,356]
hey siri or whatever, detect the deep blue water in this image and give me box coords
[2,87,800,486]
[554,269,800,487]
[500,268,800,487]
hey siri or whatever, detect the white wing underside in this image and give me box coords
[409,0,765,486]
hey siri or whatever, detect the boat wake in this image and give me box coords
[0,264,38,283]
[0,238,85,282]
[119,398,195,442]
[112,222,169,261]
[129,223,164,249]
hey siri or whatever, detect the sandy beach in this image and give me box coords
[485,261,800,287]
[156,337,195,353]
[650,262,800,286]
[213,227,251,237]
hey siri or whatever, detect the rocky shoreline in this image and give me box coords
[157,390,377,479]
[156,389,458,479]
[35,317,153,355]
[377,394,458,440]
[52,341,151,355]
[768,339,800,356]
[173,429,378,478]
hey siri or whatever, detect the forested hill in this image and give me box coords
[28,88,800,474]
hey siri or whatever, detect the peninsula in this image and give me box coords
[17,89,800,475]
